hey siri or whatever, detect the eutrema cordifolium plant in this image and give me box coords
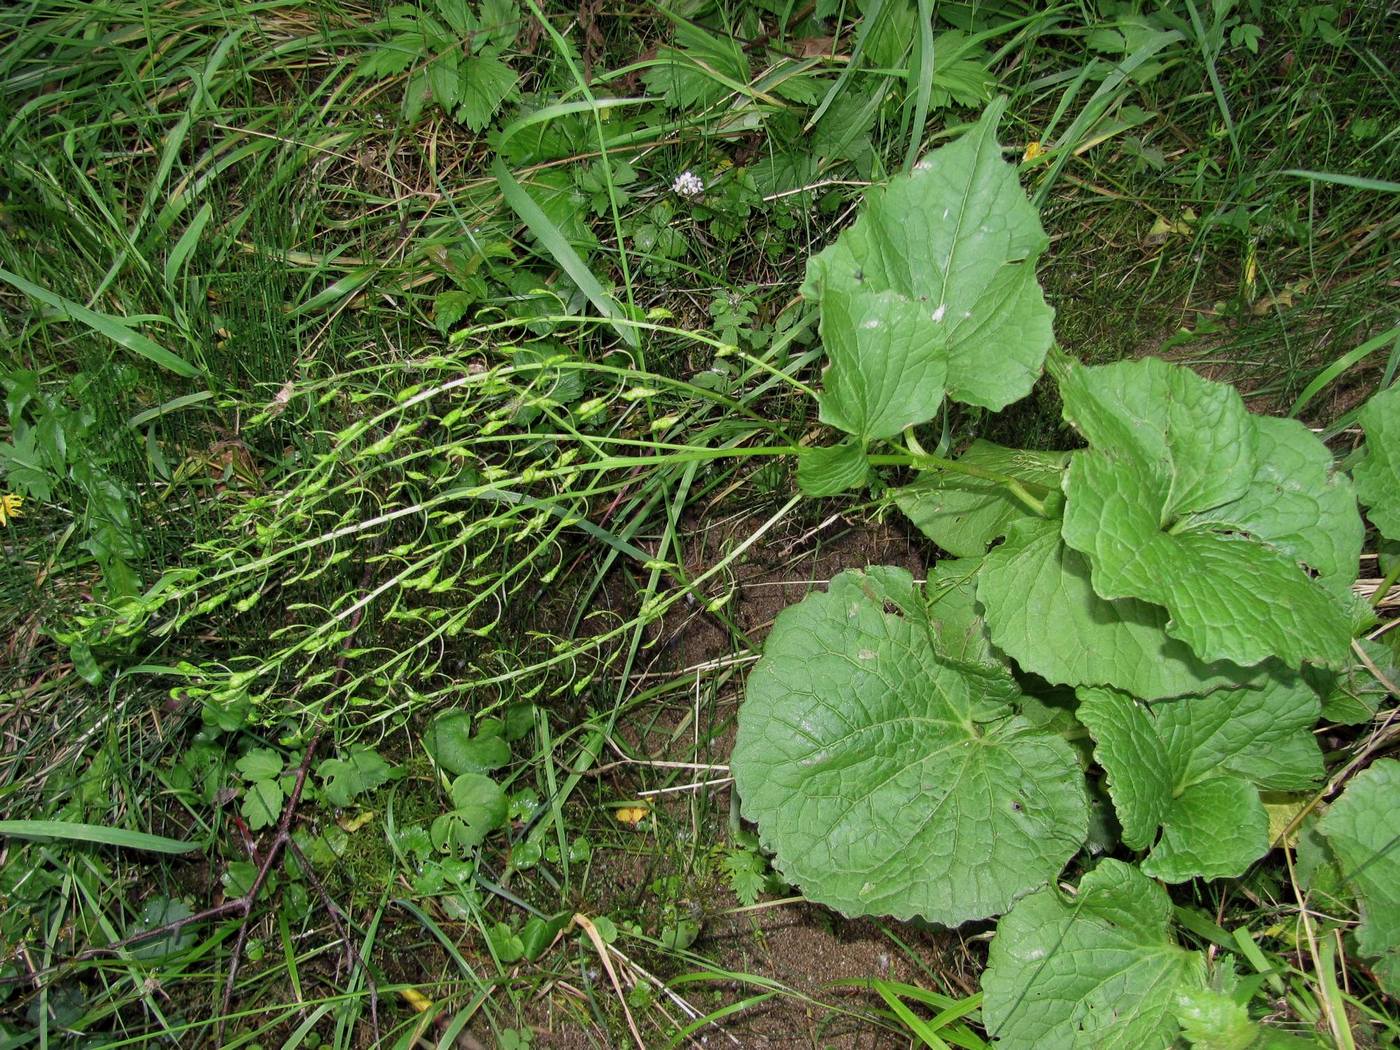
[731,99,1400,1048]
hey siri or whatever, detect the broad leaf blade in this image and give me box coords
[1058,357,1353,669]
[924,557,1013,682]
[1058,354,1254,517]
[796,440,870,496]
[816,285,947,440]
[1316,759,1400,995]
[1080,675,1322,882]
[978,518,1249,700]
[1143,777,1269,883]
[1156,673,1323,793]
[733,567,1087,925]
[1190,415,1361,599]
[982,859,1205,1049]
[1075,690,1173,850]
[1354,384,1400,541]
[804,102,1053,417]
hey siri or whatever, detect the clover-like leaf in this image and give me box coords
[1078,673,1323,882]
[982,859,1206,1049]
[1355,383,1400,542]
[430,772,508,853]
[129,897,197,961]
[1058,356,1354,669]
[733,567,1088,925]
[241,777,283,832]
[235,748,283,782]
[425,711,510,775]
[520,911,571,962]
[486,921,526,963]
[1315,759,1400,995]
[457,53,517,133]
[317,747,398,809]
[979,518,1250,700]
[893,441,1067,557]
[803,99,1053,417]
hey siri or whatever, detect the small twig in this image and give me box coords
[214,735,323,1043]
[286,837,380,1032]
[608,943,741,1048]
[638,777,734,798]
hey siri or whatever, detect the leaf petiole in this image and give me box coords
[868,452,1053,517]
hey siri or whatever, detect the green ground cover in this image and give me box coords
[0,1,1397,1045]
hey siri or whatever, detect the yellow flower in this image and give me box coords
[614,803,650,827]
[1023,140,1044,162]
[0,493,21,526]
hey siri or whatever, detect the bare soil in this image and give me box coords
[521,508,977,1047]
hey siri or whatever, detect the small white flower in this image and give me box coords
[671,170,704,199]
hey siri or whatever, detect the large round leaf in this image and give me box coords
[732,567,1088,925]
[982,859,1206,1048]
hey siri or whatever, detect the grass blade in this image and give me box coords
[496,97,652,149]
[1280,169,1400,193]
[1288,323,1400,417]
[1183,0,1240,166]
[164,201,213,287]
[903,0,936,174]
[491,157,637,348]
[806,0,884,130]
[873,979,953,1049]
[0,819,196,854]
[0,267,199,377]
[127,389,215,428]
[1032,29,1183,207]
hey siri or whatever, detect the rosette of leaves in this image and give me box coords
[737,99,1394,1048]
